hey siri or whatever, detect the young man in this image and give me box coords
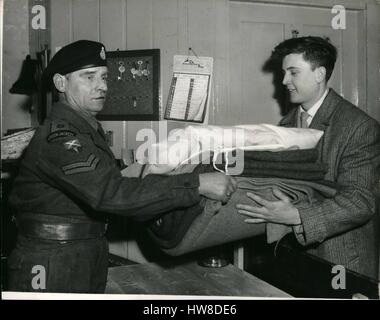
[7,40,236,293]
[237,36,380,278]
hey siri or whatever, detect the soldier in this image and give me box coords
[7,40,236,293]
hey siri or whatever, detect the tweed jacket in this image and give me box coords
[279,89,380,279]
[10,102,201,224]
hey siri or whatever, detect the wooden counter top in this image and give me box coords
[105,260,291,297]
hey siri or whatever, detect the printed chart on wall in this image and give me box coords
[164,55,213,123]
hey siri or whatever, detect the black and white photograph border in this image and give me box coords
[1,0,380,304]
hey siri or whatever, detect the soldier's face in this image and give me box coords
[63,66,108,115]
[281,53,323,110]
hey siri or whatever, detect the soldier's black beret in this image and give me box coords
[42,40,107,87]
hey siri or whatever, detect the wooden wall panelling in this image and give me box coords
[72,0,99,41]
[126,0,153,50]
[123,0,231,152]
[99,0,126,51]
[2,0,31,133]
[124,0,229,149]
[125,0,154,154]
[99,0,127,159]
[153,0,183,123]
[184,0,217,126]
[150,0,186,153]
[162,0,230,130]
[229,2,288,125]
[50,0,72,53]
[163,0,196,133]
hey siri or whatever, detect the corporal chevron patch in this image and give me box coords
[62,154,100,175]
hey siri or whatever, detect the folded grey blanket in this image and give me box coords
[239,168,326,180]
[241,161,327,172]
[214,148,327,180]
[150,177,336,256]
[216,159,327,180]
[243,148,319,162]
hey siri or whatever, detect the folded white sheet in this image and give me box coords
[136,123,323,175]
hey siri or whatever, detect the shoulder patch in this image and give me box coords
[47,130,76,142]
[47,121,76,143]
[50,121,71,133]
[61,154,100,175]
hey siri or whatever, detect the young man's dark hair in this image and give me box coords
[271,36,337,81]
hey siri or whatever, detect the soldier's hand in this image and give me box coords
[198,172,237,203]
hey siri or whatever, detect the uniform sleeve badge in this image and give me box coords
[64,139,82,153]
[47,121,76,143]
[61,154,100,175]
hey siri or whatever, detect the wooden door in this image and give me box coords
[227,1,365,126]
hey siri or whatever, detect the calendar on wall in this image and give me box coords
[164,55,213,124]
[96,49,160,121]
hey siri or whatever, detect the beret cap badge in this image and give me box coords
[100,47,106,60]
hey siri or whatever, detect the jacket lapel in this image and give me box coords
[309,89,342,132]
[278,107,298,127]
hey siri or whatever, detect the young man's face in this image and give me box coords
[62,66,108,116]
[282,53,323,110]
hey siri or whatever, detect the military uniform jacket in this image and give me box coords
[279,89,380,278]
[10,102,201,223]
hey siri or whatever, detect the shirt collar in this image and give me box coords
[299,88,329,119]
[75,110,99,131]
[63,102,99,131]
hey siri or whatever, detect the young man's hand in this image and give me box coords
[236,188,302,225]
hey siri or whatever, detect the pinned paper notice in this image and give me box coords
[164,55,213,123]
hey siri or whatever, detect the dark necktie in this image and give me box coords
[300,111,310,128]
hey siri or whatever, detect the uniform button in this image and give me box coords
[155,218,162,227]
